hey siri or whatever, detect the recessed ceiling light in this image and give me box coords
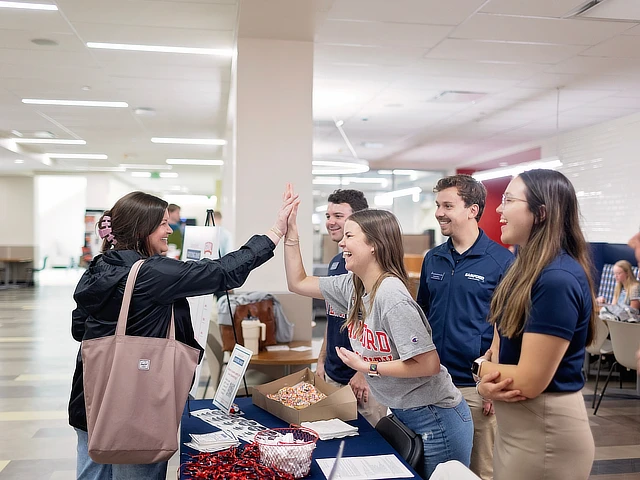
[131,171,151,178]
[361,142,384,149]
[45,153,108,159]
[22,99,128,108]
[152,138,226,146]
[86,42,233,56]
[120,164,173,170]
[14,159,24,164]
[165,159,224,166]
[31,38,58,46]
[14,138,86,145]
[0,1,57,10]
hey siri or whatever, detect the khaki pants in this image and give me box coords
[325,375,388,427]
[493,391,594,480]
[460,386,496,480]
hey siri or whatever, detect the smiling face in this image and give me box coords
[338,219,375,275]
[434,187,478,239]
[147,209,174,255]
[326,202,354,243]
[496,176,535,247]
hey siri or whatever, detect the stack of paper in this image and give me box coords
[184,431,240,453]
[301,419,359,440]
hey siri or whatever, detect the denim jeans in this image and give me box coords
[391,400,474,479]
[75,429,168,480]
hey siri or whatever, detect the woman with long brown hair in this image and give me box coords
[475,169,596,480]
[283,200,472,478]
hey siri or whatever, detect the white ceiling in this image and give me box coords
[1,0,640,198]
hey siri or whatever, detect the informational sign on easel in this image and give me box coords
[182,224,220,397]
[213,344,253,413]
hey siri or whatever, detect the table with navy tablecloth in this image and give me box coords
[180,397,421,479]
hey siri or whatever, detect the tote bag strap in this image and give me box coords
[115,259,176,340]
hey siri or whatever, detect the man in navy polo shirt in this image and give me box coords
[417,175,513,480]
[317,189,387,427]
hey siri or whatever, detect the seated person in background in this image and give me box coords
[596,260,640,312]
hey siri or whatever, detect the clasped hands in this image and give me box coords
[476,349,527,404]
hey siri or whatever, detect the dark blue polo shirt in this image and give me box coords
[417,230,514,386]
[324,252,357,385]
[499,252,592,392]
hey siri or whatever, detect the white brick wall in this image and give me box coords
[539,111,640,244]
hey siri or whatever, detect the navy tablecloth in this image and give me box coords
[180,397,420,479]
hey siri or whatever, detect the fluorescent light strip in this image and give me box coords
[160,172,178,178]
[120,164,173,170]
[151,137,226,146]
[0,1,57,10]
[374,187,422,206]
[472,158,562,182]
[87,42,233,57]
[131,171,151,178]
[14,138,86,145]
[72,166,126,172]
[22,99,128,108]
[46,153,107,160]
[166,158,224,166]
[312,160,369,175]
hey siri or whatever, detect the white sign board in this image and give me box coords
[182,225,219,397]
[213,344,253,413]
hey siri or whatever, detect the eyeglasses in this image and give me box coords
[501,194,527,209]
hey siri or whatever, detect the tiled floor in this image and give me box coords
[0,270,639,479]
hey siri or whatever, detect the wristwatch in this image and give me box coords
[471,357,487,382]
[368,362,380,377]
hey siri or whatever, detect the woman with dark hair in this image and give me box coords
[70,188,297,479]
[283,202,473,478]
[475,169,596,480]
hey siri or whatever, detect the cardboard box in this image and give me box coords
[252,368,357,424]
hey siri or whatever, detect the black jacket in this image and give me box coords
[69,234,275,431]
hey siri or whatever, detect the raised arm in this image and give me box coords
[283,199,324,299]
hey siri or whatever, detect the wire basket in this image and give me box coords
[254,426,319,479]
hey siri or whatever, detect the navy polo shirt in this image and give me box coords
[417,229,514,386]
[324,252,357,385]
[499,252,593,393]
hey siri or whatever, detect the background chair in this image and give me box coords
[593,319,640,415]
[26,256,48,287]
[375,414,424,478]
[585,318,614,408]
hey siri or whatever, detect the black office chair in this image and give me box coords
[375,414,425,479]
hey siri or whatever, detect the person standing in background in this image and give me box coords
[417,174,513,480]
[167,204,183,253]
[214,211,233,256]
[317,189,387,427]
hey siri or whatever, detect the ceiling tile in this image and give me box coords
[327,0,486,25]
[56,0,237,30]
[408,59,546,80]
[315,44,427,67]
[426,39,584,64]
[479,0,588,18]
[546,55,640,75]
[582,35,640,58]
[316,20,451,48]
[453,14,632,45]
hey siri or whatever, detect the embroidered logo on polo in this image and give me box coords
[430,272,445,281]
[465,272,485,282]
[329,261,340,270]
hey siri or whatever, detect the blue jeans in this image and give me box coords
[391,400,474,479]
[75,429,168,480]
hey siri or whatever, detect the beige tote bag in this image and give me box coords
[82,259,200,464]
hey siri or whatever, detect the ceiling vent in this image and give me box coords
[428,91,487,103]
[566,0,640,22]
